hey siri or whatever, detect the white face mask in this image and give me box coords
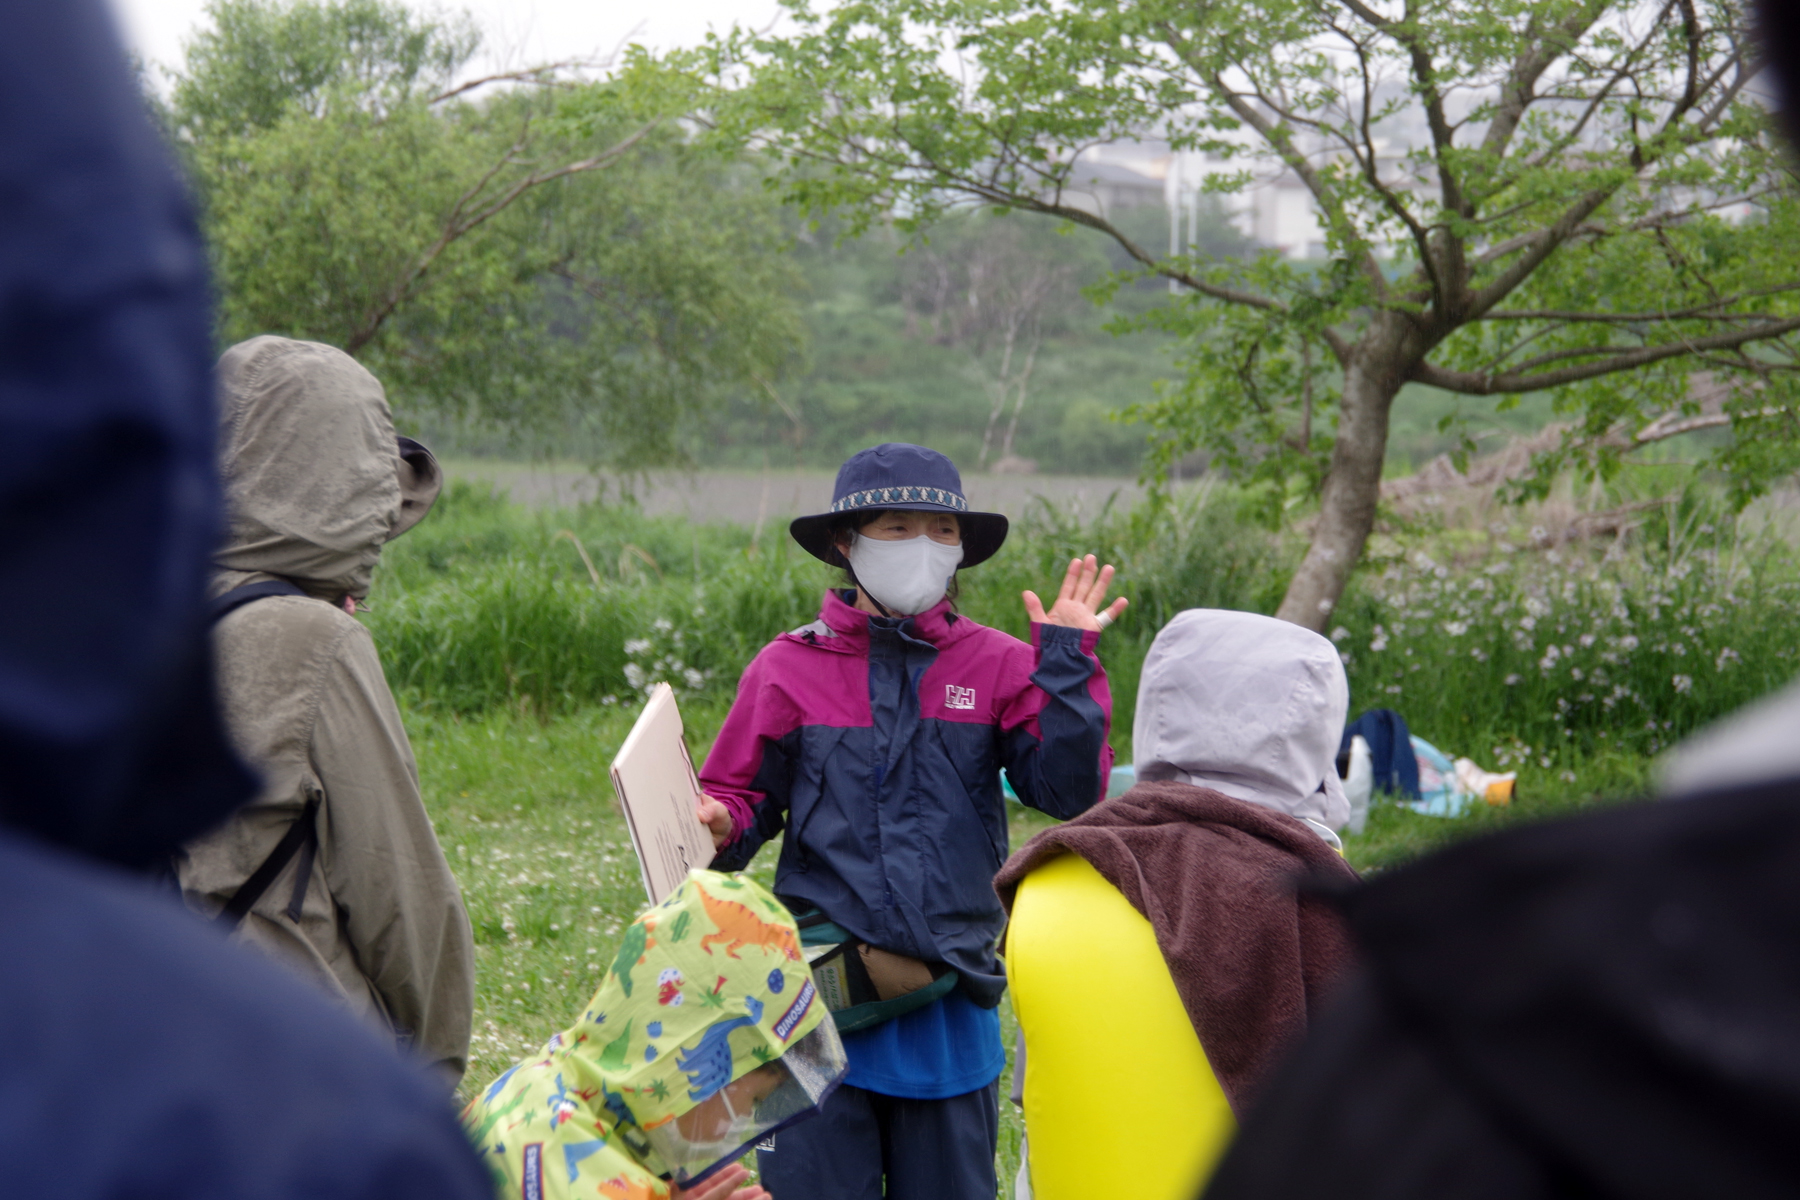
[846,532,964,615]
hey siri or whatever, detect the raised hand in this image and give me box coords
[1022,554,1127,632]
[672,1162,769,1200]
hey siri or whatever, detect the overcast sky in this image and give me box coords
[110,0,784,81]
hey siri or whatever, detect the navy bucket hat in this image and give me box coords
[790,443,1010,568]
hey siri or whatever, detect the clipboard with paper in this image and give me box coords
[609,682,715,905]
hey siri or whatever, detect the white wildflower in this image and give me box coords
[624,638,652,657]
[1672,674,1693,694]
[1715,647,1741,671]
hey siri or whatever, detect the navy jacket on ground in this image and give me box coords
[1340,708,1420,800]
[703,590,1114,1006]
[0,7,489,1196]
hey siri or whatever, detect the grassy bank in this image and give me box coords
[375,477,1799,778]
[385,475,1800,1182]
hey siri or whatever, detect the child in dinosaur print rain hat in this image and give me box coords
[463,870,846,1200]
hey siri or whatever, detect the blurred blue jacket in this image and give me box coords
[0,5,489,1196]
[1340,708,1421,801]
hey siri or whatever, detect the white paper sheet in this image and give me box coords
[609,682,715,905]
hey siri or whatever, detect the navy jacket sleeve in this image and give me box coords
[700,646,801,871]
[1000,623,1115,820]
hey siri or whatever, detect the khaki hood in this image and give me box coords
[214,336,436,598]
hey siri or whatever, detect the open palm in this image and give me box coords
[1023,554,1127,632]
[673,1163,768,1200]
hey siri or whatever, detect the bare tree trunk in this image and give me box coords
[1275,332,1412,631]
[977,316,1020,469]
[999,320,1042,461]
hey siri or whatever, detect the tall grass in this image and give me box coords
[1332,487,1800,792]
[372,477,1800,778]
[371,482,821,723]
[398,474,1800,1183]
[371,480,1289,746]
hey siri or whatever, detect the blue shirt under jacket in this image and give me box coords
[842,990,1005,1100]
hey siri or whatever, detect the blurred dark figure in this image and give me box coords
[1204,18,1800,1198]
[1201,777,1800,1200]
[0,5,489,1197]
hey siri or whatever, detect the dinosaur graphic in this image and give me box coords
[596,1174,665,1200]
[657,967,685,1007]
[463,1082,529,1147]
[562,1139,606,1183]
[547,1074,579,1127]
[677,996,764,1102]
[697,889,801,962]
[609,922,654,997]
[482,1064,521,1105]
[597,1022,633,1072]
[600,1083,634,1130]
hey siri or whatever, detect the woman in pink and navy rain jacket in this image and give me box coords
[696,443,1127,1200]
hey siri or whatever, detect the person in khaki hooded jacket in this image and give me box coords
[178,335,476,1086]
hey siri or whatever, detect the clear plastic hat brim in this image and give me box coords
[643,1020,847,1187]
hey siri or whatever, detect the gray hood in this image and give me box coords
[214,336,436,599]
[1658,677,1800,797]
[1133,608,1351,833]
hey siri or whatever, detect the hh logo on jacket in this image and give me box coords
[944,685,977,710]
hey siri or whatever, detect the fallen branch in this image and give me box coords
[1383,372,1780,507]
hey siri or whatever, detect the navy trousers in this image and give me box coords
[757,1081,999,1200]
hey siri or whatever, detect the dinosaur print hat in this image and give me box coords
[463,870,846,1198]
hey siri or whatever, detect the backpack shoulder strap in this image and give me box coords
[210,579,308,624]
[207,576,321,929]
[215,795,319,929]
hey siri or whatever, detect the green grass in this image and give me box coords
[417,701,1053,1182]
[388,472,1800,1187]
[414,697,1637,1187]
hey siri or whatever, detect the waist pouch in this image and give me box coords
[795,910,958,1035]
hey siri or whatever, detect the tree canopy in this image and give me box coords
[171,0,804,465]
[705,0,1799,626]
